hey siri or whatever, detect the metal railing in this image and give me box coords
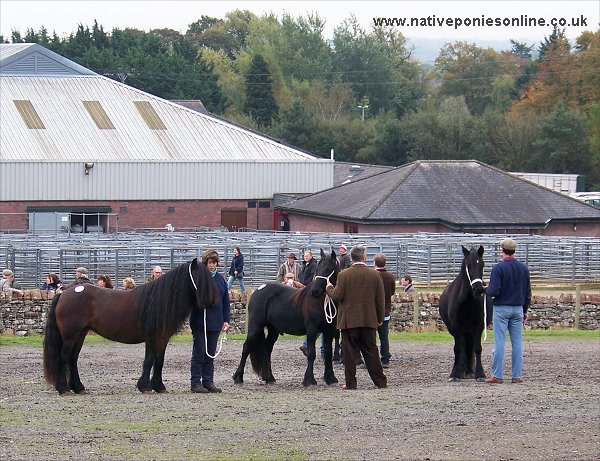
[1,231,599,288]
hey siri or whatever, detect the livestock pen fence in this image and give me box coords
[0,231,599,288]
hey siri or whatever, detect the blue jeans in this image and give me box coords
[491,305,524,379]
[227,276,245,292]
[303,334,325,356]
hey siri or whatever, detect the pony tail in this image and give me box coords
[249,333,270,381]
[43,294,63,387]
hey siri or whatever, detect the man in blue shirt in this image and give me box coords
[485,238,531,384]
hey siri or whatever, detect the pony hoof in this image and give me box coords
[140,389,153,394]
[448,377,459,382]
[265,378,276,384]
[75,389,88,395]
[465,373,475,379]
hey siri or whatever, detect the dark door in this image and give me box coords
[221,209,247,231]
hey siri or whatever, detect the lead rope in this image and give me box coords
[189,263,226,359]
[466,265,488,342]
[314,270,337,324]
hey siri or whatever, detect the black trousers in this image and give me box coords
[341,327,387,389]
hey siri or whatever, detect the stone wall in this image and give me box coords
[1,290,598,336]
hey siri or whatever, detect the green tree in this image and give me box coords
[244,54,278,127]
[531,101,590,173]
[435,41,518,115]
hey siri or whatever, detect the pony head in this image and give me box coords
[462,245,485,297]
[311,249,339,297]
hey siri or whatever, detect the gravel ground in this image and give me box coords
[1,336,599,461]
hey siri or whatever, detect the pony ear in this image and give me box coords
[320,248,326,259]
[478,245,484,257]
[331,249,337,259]
[462,246,469,257]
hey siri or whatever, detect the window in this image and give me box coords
[134,101,166,130]
[14,100,45,129]
[120,207,128,214]
[167,207,175,214]
[247,201,257,208]
[259,201,271,208]
[83,101,115,129]
[344,222,359,234]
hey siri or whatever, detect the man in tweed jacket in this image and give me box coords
[326,245,387,390]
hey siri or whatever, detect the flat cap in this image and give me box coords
[75,267,88,275]
[501,238,517,251]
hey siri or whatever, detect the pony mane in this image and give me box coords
[134,260,213,343]
[289,281,324,316]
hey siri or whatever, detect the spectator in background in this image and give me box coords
[299,250,317,286]
[96,274,114,289]
[277,252,302,283]
[374,253,396,368]
[67,267,92,288]
[338,245,352,271]
[122,277,136,290]
[147,266,163,282]
[0,269,24,296]
[40,272,63,292]
[401,275,414,293]
[227,246,246,294]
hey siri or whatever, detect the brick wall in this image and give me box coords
[0,199,275,231]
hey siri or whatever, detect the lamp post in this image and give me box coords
[358,104,369,122]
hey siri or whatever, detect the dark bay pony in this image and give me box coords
[43,258,214,395]
[233,249,339,387]
[439,245,493,382]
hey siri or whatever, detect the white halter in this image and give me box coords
[189,262,226,358]
[314,270,337,324]
[465,264,488,341]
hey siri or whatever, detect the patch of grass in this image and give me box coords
[0,333,108,346]
[3,328,597,347]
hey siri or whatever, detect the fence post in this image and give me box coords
[412,291,419,332]
[574,284,581,330]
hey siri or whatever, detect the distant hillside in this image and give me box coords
[408,37,517,64]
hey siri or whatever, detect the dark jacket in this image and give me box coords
[228,255,244,278]
[66,276,92,289]
[41,280,63,291]
[486,256,532,313]
[326,263,385,330]
[376,268,396,317]
[190,272,230,332]
[299,257,317,285]
[339,253,352,271]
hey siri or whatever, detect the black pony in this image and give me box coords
[439,246,493,382]
[233,249,339,387]
[43,258,215,394]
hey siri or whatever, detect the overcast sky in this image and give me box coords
[1,0,598,44]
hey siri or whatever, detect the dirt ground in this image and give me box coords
[1,336,599,461]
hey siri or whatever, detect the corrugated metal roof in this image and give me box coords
[282,160,600,226]
[0,75,319,162]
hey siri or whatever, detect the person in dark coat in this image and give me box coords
[40,272,63,292]
[226,246,246,294]
[66,267,92,288]
[338,245,352,271]
[326,245,387,390]
[374,253,396,368]
[299,250,317,286]
[190,249,230,393]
